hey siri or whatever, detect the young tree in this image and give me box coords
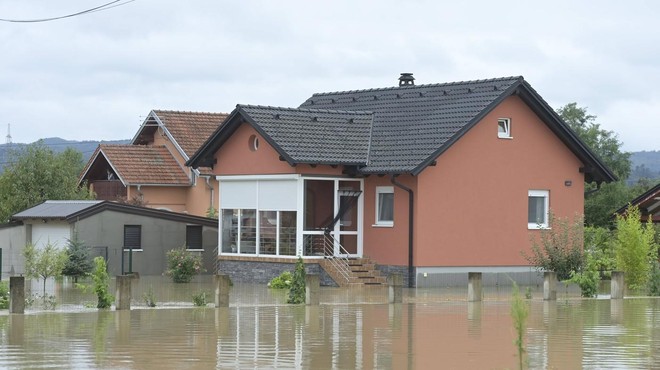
[0,142,94,222]
[62,236,93,283]
[24,242,69,295]
[614,205,658,292]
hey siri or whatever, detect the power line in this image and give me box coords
[0,0,135,23]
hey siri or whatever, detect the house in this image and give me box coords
[0,200,218,278]
[186,74,616,288]
[615,182,660,223]
[79,110,227,217]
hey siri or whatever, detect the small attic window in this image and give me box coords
[498,118,512,139]
[249,134,259,151]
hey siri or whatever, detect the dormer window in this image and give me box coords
[498,118,512,139]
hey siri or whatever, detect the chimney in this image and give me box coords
[398,73,415,86]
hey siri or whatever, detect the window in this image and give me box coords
[498,118,511,138]
[221,209,296,255]
[375,186,394,226]
[528,190,549,229]
[124,225,142,250]
[186,225,203,250]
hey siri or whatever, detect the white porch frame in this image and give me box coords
[217,174,364,258]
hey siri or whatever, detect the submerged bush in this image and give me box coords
[510,282,529,370]
[192,291,209,307]
[614,205,658,292]
[268,271,293,289]
[166,248,205,283]
[0,281,8,309]
[287,257,306,304]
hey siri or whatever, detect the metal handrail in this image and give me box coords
[304,233,352,283]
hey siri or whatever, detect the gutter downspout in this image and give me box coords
[391,175,414,288]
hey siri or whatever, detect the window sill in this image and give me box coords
[123,249,143,252]
[372,223,393,228]
[187,249,204,252]
[527,225,550,230]
[498,136,513,140]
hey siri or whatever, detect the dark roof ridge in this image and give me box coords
[98,144,167,149]
[237,104,373,115]
[310,76,523,97]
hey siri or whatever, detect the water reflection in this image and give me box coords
[0,277,658,369]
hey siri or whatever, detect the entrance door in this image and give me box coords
[302,178,362,257]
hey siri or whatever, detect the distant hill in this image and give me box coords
[628,150,660,184]
[0,137,130,172]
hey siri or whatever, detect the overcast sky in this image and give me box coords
[1,0,658,153]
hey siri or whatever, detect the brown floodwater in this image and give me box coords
[0,276,658,369]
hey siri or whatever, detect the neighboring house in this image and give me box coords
[187,75,615,287]
[79,110,228,216]
[0,200,218,278]
[615,182,660,223]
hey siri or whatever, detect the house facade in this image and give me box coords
[188,75,615,287]
[79,110,227,217]
[1,200,218,278]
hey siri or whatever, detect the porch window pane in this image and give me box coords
[240,209,257,254]
[339,234,358,255]
[279,211,297,256]
[221,209,238,253]
[304,179,334,230]
[259,211,277,255]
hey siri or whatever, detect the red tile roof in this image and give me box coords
[152,110,228,158]
[88,145,190,185]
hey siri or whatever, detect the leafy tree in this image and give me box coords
[556,103,635,227]
[23,242,69,295]
[614,205,658,292]
[62,236,93,283]
[524,213,584,281]
[0,142,93,222]
[557,103,631,179]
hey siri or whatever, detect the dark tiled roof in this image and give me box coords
[237,105,372,164]
[12,200,103,219]
[299,76,522,173]
[614,182,660,222]
[86,144,190,185]
[152,110,228,158]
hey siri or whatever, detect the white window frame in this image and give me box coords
[498,118,512,139]
[374,186,394,227]
[528,190,549,229]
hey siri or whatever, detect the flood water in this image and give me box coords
[0,276,659,369]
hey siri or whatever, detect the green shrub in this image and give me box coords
[91,257,114,309]
[524,214,584,281]
[166,248,205,283]
[569,251,600,298]
[143,285,157,307]
[192,291,209,307]
[287,257,306,304]
[0,281,8,309]
[649,261,660,297]
[268,271,293,289]
[614,205,658,292]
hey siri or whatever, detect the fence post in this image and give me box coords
[115,275,132,310]
[305,274,320,305]
[543,271,557,300]
[468,272,482,302]
[611,271,625,299]
[215,274,231,307]
[9,276,25,314]
[388,273,403,304]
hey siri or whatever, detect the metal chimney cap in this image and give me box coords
[399,73,415,86]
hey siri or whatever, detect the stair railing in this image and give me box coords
[304,232,352,284]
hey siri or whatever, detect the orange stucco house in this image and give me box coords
[187,75,615,287]
[79,110,227,217]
